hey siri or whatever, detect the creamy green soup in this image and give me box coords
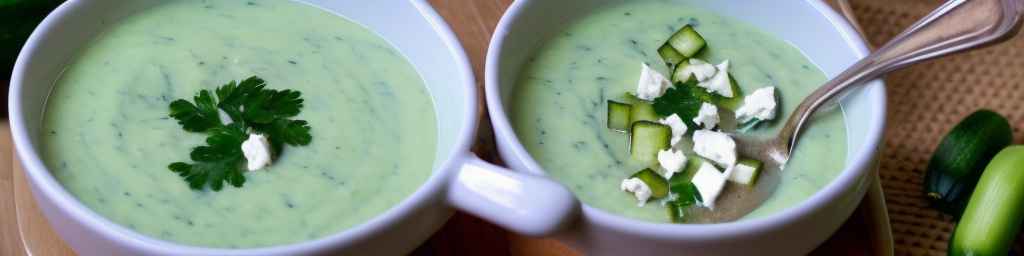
[41,0,436,248]
[511,0,847,223]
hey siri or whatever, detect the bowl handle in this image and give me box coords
[446,153,579,236]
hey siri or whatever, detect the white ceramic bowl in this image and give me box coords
[9,0,577,255]
[485,0,887,255]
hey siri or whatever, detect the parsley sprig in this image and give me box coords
[167,76,312,191]
[652,80,714,127]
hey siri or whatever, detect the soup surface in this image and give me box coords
[510,0,847,223]
[41,0,436,248]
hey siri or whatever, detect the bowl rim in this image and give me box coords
[8,0,479,254]
[484,0,887,239]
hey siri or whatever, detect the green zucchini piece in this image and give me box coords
[665,25,705,58]
[667,181,701,223]
[630,101,659,123]
[713,76,744,111]
[925,110,1012,217]
[949,146,1024,256]
[629,121,670,164]
[621,92,641,103]
[667,202,686,223]
[658,43,686,68]
[607,100,632,132]
[668,155,704,185]
[671,59,693,83]
[728,158,762,186]
[670,181,702,205]
[631,168,669,199]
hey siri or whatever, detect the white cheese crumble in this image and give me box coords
[217,108,233,125]
[692,102,719,129]
[657,113,688,146]
[735,86,778,123]
[692,130,737,167]
[241,133,272,171]
[728,163,758,185]
[657,149,687,179]
[620,177,653,206]
[691,162,731,209]
[635,62,673,100]
[697,60,733,98]
[677,58,717,82]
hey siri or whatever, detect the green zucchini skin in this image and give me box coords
[925,110,1012,218]
[629,121,670,164]
[631,168,668,199]
[606,100,632,132]
[949,146,1024,256]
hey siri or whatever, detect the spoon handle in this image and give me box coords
[777,0,1023,155]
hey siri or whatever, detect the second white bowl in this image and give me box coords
[484,0,887,254]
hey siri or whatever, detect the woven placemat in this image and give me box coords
[848,0,1024,255]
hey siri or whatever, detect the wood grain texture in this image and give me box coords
[13,149,75,255]
[0,120,26,256]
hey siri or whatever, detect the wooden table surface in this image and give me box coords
[0,0,888,255]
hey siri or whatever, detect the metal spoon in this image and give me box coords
[709,0,1024,222]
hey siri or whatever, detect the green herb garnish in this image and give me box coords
[667,182,702,223]
[167,76,312,191]
[652,81,714,126]
[670,181,702,206]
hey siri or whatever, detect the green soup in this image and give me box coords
[510,0,847,223]
[41,0,436,248]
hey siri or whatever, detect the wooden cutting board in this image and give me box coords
[0,0,893,255]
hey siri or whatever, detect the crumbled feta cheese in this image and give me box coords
[217,108,233,125]
[657,149,687,179]
[735,86,778,123]
[692,130,737,166]
[677,58,717,82]
[620,177,652,206]
[241,133,272,171]
[728,163,759,185]
[635,62,673,100]
[691,162,730,209]
[692,103,719,129]
[657,113,688,146]
[697,60,733,97]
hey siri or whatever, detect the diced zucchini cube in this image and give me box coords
[667,202,686,223]
[671,59,693,83]
[713,76,744,111]
[670,181,702,206]
[607,100,632,132]
[668,155,704,185]
[630,102,659,123]
[666,25,706,58]
[629,121,671,164]
[631,168,669,199]
[621,92,642,103]
[658,43,686,68]
[729,158,763,185]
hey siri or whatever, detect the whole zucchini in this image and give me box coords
[949,146,1024,256]
[925,110,1012,217]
